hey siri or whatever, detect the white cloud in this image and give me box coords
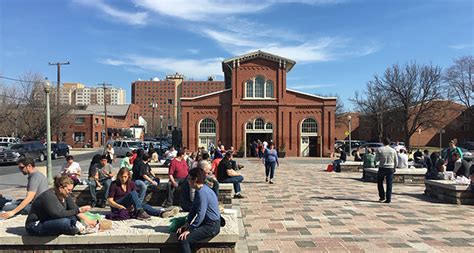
[99,55,224,79]
[187,49,200,54]
[74,0,148,25]
[449,44,473,50]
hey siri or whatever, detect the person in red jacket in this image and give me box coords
[164,149,189,207]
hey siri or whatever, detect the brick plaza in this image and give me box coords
[232,158,474,253]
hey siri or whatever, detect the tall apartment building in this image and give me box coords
[61,83,126,106]
[131,74,225,136]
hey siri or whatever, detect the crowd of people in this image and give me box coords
[332,138,474,204]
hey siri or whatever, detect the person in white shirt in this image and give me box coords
[397,149,409,169]
[61,155,82,185]
[262,141,268,150]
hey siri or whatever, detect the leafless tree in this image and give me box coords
[445,55,473,110]
[377,62,445,148]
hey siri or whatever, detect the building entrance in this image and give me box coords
[246,133,273,157]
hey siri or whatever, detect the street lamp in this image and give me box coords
[44,78,53,185]
[347,115,352,156]
[159,115,163,154]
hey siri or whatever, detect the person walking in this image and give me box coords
[375,137,398,203]
[263,143,279,184]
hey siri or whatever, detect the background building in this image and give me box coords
[181,51,337,157]
[60,82,126,106]
[131,74,225,136]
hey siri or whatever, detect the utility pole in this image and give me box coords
[98,83,112,146]
[49,61,70,142]
[150,98,158,137]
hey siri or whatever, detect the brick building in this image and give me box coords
[181,51,337,157]
[131,75,225,136]
[335,101,473,148]
[64,104,141,148]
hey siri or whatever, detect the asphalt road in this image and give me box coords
[0,151,103,191]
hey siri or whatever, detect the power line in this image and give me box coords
[0,75,57,84]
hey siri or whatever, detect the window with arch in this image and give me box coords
[301,118,317,133]
[246,122,253,130]
[265,123,273,129]
[199,118,216,134]
[244,76,274,98]
[254,118,265,129]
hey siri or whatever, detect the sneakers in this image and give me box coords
[269,180,274,184]
[233,194,246,199]
[378,198,385,202]
[265,177,268,182]
[161,206,180,218]
[238,165,244,169]
[136,209,151,220]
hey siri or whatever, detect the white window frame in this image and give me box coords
[244,76,275,99]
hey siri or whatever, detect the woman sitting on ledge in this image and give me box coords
[107,167,179,220]
[25,176,97,236]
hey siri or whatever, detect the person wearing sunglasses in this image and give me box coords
[0,158,48,219]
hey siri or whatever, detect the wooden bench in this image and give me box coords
[424,179,474,205]
[73,181,234,207]
[0,210,239,253]
[363,168,427,184]
[340,161,364,172]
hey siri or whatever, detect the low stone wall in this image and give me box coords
[0,211,239,253]
[424,179,474,205]
[364,168,427,184]
[73,182,234,207]
[340,162,364,173]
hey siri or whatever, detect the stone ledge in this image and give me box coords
[424,179,470,191]
[364,168,427,184]
[0,211,239,246]
[364,168,427,175]
[424,179,474,205]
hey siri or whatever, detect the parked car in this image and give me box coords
[440,147,473,162]
[0,141,47,164]
[51,142,70,159]
[0,137,19,144]
[0,142,11,151]
[111,140,143,157]
[459,141,474,152]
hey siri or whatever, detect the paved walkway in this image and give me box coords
[233,158,474,253]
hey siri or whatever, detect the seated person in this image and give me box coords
[453,152,470,178]
[0,158,48,219]
[413,149,424,165]
[119,152,134,171]
[397,149,409,169]
[88,155,114,208]
[132,151,159,203]
[362,148,376,180]
[25,176,97,236]
[354,148,363,162]
[163,147,177,167]
[108,168,178,220]
[332,147,347,172]
[425,153,444,180]
[61,155,82,185]
[177,167,221,253]
[180,159,219,212]
[217,151,245,198]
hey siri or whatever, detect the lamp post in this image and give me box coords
[347,115,352,156]
[150,101,158,137]
[160,115,163,154]
[44,78,53,186]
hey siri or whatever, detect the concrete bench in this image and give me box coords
[364,168,427,184]
[0,210,239,253]
[424,179,474,205]
[73,181,234,207]
[340,161,364,172]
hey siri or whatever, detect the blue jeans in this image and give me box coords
[220,175,244,194]
[179,219,220,253]
[134,178,160,203]
[377,168,394,202]
[2,200,31,215]
[89,178,112,206]
[114,191,164,216]
[26,216,79,236]
[166,178,187,206]
[265,161,276,179]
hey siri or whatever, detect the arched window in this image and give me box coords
[199,118,216,134]
[301,118,317,133]
[265,123,273,130]
[255,76,265,98]
[245,80,253,98]
[246,122,253,130]
[254,118,265,129]
[265,80,274,98]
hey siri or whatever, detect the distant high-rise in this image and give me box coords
[61,83,126,106]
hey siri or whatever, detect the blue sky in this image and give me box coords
[0,0,472,109]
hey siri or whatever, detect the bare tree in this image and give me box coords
[445,56,473,109]
[377,62,445,148]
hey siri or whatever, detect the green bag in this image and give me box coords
[169,216,187,233]
[84,211,103,221]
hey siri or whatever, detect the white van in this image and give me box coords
[0,137,19,144]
